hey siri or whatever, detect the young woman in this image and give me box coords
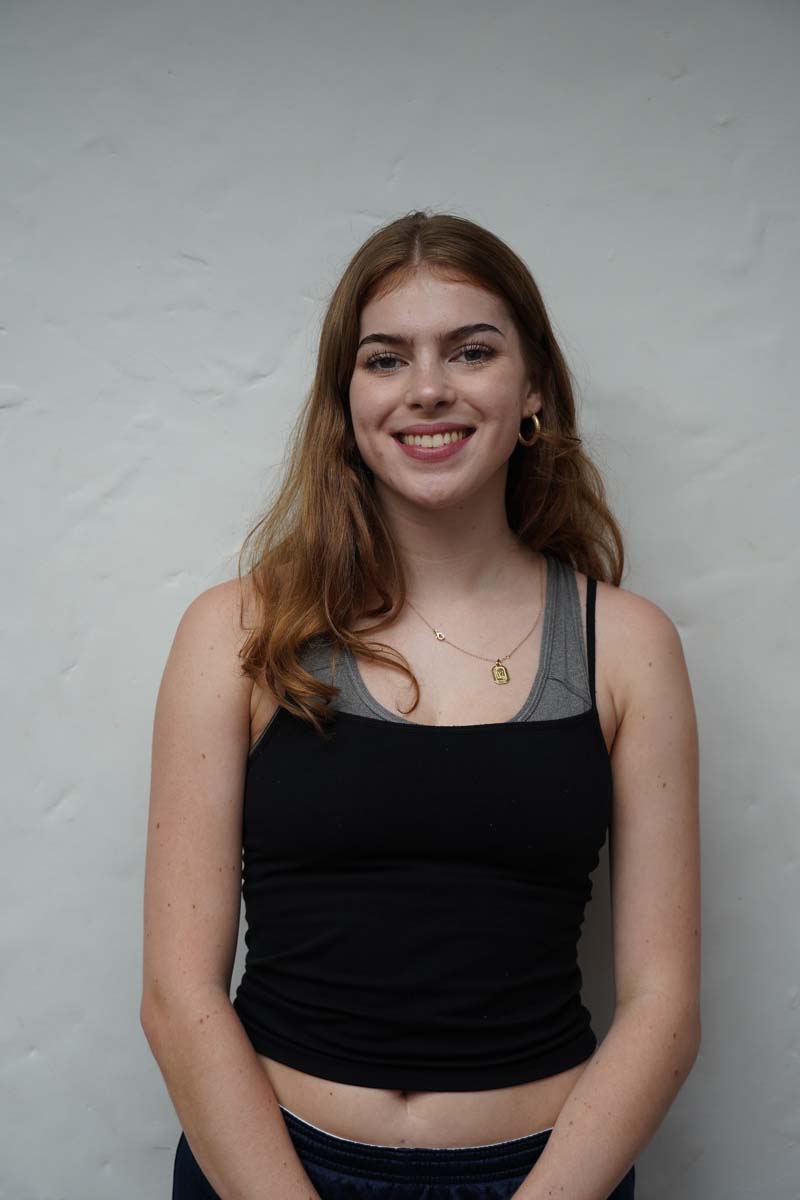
[141,211,701,1200]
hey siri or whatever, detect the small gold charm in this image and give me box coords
[433,629,446,640]
[492,660,509,684]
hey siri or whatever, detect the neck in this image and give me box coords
[373,477,540,610]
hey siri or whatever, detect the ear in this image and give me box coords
[524,388,543,417]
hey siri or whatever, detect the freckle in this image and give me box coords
[192,904,196,909]
[156,822,160,829]
[201,752,206,759]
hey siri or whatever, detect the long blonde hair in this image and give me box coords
[236,210,624,739]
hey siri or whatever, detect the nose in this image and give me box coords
[406,357,456,410]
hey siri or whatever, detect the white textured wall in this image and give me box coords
[3,1,798,1196]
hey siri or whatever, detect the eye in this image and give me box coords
[363,343,496,373]
[460,342,495,365]
[363,351,402,373]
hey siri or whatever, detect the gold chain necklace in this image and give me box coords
[403,561,546,685]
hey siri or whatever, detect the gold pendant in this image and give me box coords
[492,660,509,684]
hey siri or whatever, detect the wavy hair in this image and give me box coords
[236,210,625,739]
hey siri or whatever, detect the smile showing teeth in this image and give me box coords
[398,429,472,447]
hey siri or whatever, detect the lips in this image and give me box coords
[392,424,476,438]
[392,427,475,440]
[392,427,476,461]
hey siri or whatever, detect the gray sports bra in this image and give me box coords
[282,551,593,730]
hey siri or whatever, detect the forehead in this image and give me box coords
[359,269,508,332]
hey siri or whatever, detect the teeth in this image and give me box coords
[399,429,471,447]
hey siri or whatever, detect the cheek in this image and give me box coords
[350,389,391,442]
[349,401,373,442]
[348,406,388,469]
[348,392,369,443]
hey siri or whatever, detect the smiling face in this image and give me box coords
[349,267,542,513]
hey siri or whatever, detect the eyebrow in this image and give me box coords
[357,322,506,351]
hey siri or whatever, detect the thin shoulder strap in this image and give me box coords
[586,575,597,708]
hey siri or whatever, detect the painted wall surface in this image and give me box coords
[2,1,798,1196]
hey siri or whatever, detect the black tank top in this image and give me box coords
[232,553,612,1090]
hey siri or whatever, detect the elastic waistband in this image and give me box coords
[278,1104,553,1184]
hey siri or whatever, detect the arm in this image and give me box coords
[139,582,321,1200]
[515,588,702,1199]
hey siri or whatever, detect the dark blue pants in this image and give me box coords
[173,1103,636,1198]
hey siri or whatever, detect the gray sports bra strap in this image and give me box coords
[586,575,597,708]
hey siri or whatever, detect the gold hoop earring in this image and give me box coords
[517,412,541,447]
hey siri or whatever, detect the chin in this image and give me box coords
[383,482,476,510]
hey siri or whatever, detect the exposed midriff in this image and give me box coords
[252,1050,593,1147]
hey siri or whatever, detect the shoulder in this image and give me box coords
[197,574,282,735]
[181,574,258,647]
[588,571,689,726]
[167,576,257,706]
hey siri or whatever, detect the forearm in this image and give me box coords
[141,989,321,1200]
[514,995,701,1200]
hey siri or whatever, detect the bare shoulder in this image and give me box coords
[199,573,259,648]
[570,566,686,738]
[151,577,257,768]
[212,573,282,742]
[191,572,261,671]
[588,571,689,726]
[153,576,261,761]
